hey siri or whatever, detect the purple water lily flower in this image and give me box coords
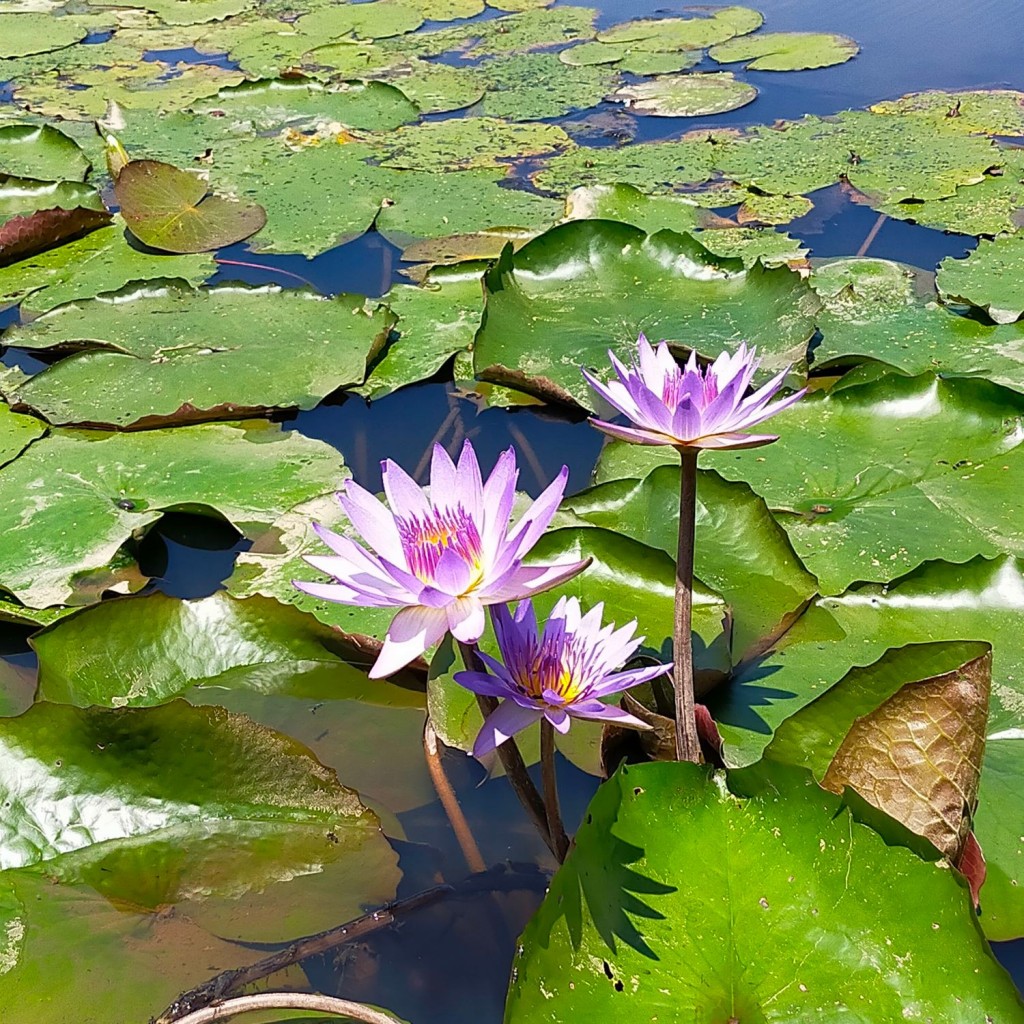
[293,440,589,679]
[583,334,805,450]
[455,598,670,758]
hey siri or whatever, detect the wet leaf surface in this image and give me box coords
[507,761,1023,1023]
[0,421,343,608]
[709,31,859,71]
[612,72,758,118]
[564,463,816,656]
[937,233,1024,324]
[0,219,214,316]
[3,282,391,427]
[704,371,1024,595]
[473,219,817,407]
[0,123,90,183]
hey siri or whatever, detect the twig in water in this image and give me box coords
[855,213,887,258]
[154,867,548,1024]
[413,400,461,482]
[424,717,487,873]
[505,419,547,494]
[167,992,404,1024]
[213,257,319,292]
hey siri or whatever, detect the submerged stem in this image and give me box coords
[540,718,570,863]
[457,641,556,857]
[673,448,701,763]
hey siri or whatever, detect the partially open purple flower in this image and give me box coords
[455,598,670,758]
[583,334,805,450]
[293,441,589,679]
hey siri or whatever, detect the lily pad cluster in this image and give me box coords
[0,0,1023,1020]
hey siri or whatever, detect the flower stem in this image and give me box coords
[673,448,701,763]
[540,718,570,863]
[457,641,557,858]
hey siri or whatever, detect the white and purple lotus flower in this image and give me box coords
[455,598,670,757]
[293,440,588,678]
[583,334,805,450]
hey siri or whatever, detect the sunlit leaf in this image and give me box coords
[710,31,859,71]
[477,53,617,121]
[0,421,343,608]
[370,116,571,171]
[937,234,1024,324]
[703,371,1024,594]
[507,761,1022,1023]
[358,263,485,400]
[0,123,89,182]
[597,7,763,49]
[0,219,214,316]
[473,219,817,407]
[612,72,757,118]
[0,178,111,265]
[0,12,94,57]
[3,281,391,428]
[564,463,816,656]
[33,591,424,709]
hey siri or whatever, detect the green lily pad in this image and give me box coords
[487,0,553,10]
[208,136,560,255]
[104,0,257,25]
[0,403,45,468]
[0,421,343,608]
[386,5,597,59]
[0,123,89,183]
[563,464,817,657]
[3,281,391,428]
[473,219,818,408]
[714,554,1024,938]
[0,698,399,971]
[373,167,562,247]
[937,234,1024,323]
[370,116,571,171]
[531,136,717,195]
[811,256,1024,389]
[563,182,704,235]
[358,263,485,400]
[598,7,763,49]
[695,225,809,267]
[878,154,1024,237]
[703,372,1024,595]
[195,76,420,132]
[559,38,703,75]
[710,31,859,71]
[612,72,757,118]
[477,52,618,121]
[717,110,1001,203]
[507,761,1023,1023]
[0,178,111,265]
[33,590,421,709]
[0,13,93,58]
[113,159,267,254]
[738,192,814,224]
[368,59,485,115]
[616,49,705,76]
[15,61,245,120]
[870,89,1024,136]
[402,0,484,17]
[0,219,214,316]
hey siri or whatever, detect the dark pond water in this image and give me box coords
[1,0,1022,1016]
